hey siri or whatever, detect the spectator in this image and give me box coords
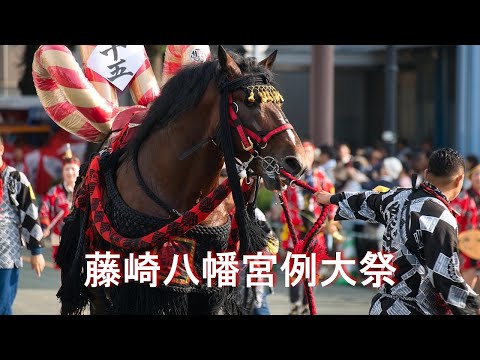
[40,144,80,267]
[451,162,480,291]
[398,161,414,188]
[365,147,385,182]
[336,143,352,166]
[411,150,430,184]
[396,138,412,164]
[317,145,336,183]
[363,157,403,190]
[0,136,45,315]
[463,154,479,190]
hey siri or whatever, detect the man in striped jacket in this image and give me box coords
[314,148,480,315]
[0,136,45,315]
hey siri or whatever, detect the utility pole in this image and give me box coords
[383,45,398,156]
[309,45,335,146]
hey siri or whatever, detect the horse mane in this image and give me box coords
[123,49,276,256]
[126,50,275,157]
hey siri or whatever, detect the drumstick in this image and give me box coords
[43,209,65,236]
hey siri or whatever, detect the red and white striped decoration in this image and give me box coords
[129,47,161,106]
[79,45,119,107]
[33,45,210,143]
[161,45,211,88]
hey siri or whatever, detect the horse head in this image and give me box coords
[217,46,306,191]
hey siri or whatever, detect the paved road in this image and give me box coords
[14,248,375,315]
[270,280,374,315]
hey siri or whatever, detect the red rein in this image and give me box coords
[279,169,330,315]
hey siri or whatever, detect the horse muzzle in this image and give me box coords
[255,155,305,191]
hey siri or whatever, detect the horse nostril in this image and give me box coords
[283,156,304,177]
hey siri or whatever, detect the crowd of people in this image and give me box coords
[268,141,432,284]
[266,139,480,315]
[2,132,480,315]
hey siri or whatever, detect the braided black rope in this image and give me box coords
[101,150,231,240]
[132,146,182,218]
[218,76,251,256]
[218,72,278,256]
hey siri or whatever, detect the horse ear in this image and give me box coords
[258,50,278,70]
[218,45,242,79]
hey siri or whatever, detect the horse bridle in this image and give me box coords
[225,74,293,176]
[179,73,294,178]
[139,73,294,219]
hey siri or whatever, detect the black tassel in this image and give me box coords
[55,207,80,269]
[56,202,90,315]
[233,266,256,315]
[109,283,190,315]
[56,154,96,314]
[107,282,245,315]
[213,286,248,315]
[243,211,269,254]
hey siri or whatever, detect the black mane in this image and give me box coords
[127,50,275,155]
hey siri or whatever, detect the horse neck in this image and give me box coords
[136,102,223,214]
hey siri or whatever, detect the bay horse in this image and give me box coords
[56,46,307,315]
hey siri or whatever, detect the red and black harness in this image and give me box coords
[227,93,293,154]
[58,72,330,315]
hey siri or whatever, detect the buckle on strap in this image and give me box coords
[242,137,254,152]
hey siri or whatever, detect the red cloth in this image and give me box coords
[2,129,86,196]
[280,168,336,251]
[40,183,71,236]
[110,108,147,152]
[34,130,85,196]
[451,189,480,270]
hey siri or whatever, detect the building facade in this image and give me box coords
[1,45,478,157]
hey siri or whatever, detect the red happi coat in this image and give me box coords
[40,183,72,240]
[280,168,337,251]
[451,188,480,270]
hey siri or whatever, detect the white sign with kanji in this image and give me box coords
[87,45,145,91]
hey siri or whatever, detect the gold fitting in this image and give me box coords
[262,90,269,103]
[258,91,265,103]
[267,90,274,102]
[248,90,256,103]
[274,91,281,103]
[242,137,254,152]
[246,85,284,104]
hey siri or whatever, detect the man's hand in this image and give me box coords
[319,220,344,242]
[319,220,339,233]
[31,254,45,277]
[314,190,332,205]
[327,220,341,234]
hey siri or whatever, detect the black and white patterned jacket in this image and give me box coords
[0,165,43,269]
[330,182,480,315]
